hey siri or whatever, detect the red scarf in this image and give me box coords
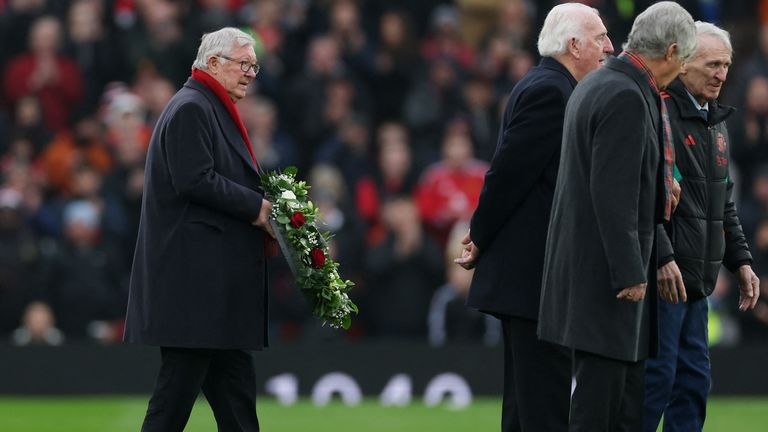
[191,67,260,172]
[191,68,277,257]
[617,51,675,222]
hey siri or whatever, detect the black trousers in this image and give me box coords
[570,350,645,432]
[500,316,571,432]
[141,347,259,432]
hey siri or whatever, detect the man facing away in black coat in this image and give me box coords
[454,3,614,431]
[537,2,697,431]
[124,28,274,432]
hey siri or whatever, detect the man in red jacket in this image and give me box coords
[2,15,83,132]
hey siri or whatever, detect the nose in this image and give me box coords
[245,67,257,78]
[604,36,615,55]
[714,66,728,83]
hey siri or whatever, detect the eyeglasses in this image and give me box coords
[218,55,260,75]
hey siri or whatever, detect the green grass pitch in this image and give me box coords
[0,397,766,431]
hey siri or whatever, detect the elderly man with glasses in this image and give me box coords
[124,27,274,432]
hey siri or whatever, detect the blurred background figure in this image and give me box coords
[365,195,442,339]
[11,301,63,346]
[416,118,488,246]
[428,221,500,347]
[240,95,299,172]
[355,121,419,245]
[3,15,84,132]
[38,199,127,342]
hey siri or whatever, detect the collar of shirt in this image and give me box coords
[686,90,709,112]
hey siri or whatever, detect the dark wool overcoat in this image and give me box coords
[467,57,577,320]
[538,57,663,362]
[124,78,269,350]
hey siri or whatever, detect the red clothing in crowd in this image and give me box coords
[3,54,84,132]
[415,159,488,242]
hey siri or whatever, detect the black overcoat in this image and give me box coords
[124,78,269,350]
[538,57,662,362]
[467,57,577,320]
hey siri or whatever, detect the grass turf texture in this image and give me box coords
[0,397,766,431]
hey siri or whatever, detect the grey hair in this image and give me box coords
[694,21,732,54]
[537,3,600,58]
[623,1,697,61]
[192,27,256,70]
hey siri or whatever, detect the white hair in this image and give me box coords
[537,3,600,58]
[623,1,697,61]
[694,21,732,54]
[192,27,256,70]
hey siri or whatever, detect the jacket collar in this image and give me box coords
[540,57,578,88]
[182,78,258,173]
[665,78,735,126]
[604,56,661,129]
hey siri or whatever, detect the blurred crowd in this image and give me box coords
[1,0,768,346]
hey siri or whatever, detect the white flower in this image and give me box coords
[281,190,297,200]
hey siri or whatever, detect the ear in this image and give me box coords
[679,61,688,75]
[568,37,580,59]
[666,43,678,62]
[207,55,220,73]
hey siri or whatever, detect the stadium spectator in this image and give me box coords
[40,114,112,197]
[420,4,475,70]
[355,121,420,245]
[365,195,443,338]
[239,95,299,172]
[404,55,464,163]
[0,187,41,336]
[39,199,127,339]
[11,301,63,346]
[428,221,499,347]
[2,15,84,132]
[415,120,488,246]
[315,113,372,189]
[64,0,126,113]
[461,74,499,162]
[370,9,419,123]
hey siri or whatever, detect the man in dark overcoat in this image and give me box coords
[455,3,614,431]
[124,27,274,432]
[537,2,697,431]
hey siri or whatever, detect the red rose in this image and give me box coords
[290,212,306,228]
[310,248,326,268]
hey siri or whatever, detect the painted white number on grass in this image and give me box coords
[379,374,412,407]
[311,372,363,406]
[423,373,472,409]
[265,373,298,406]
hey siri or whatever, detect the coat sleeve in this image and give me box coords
[470,81,567,252]
[722,173,752,271]
[590,89,650,291]
[657,223,675,267]
[164,101,264,222]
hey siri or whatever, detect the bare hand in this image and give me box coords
[453,230,480,270]
[736,265,760,311]
[616,283,647,302]
[252,199,276,239]
[671,178,681,213]
[657,260,687,303]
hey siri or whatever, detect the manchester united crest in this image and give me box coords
[716,132,727,153]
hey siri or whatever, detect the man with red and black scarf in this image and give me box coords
[538,3,697,430]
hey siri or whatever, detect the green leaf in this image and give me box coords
[284,166,298,176]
